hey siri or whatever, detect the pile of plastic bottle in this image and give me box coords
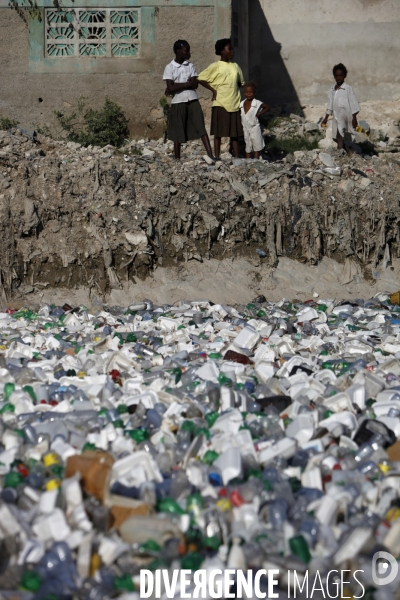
[2,294,400,599]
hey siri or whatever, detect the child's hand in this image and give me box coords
[321,116,328,127]
[211,88,217,101]
[257,104,270,118]
[352,115,358,129]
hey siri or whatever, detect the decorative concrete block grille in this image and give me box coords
[45,9,141,58]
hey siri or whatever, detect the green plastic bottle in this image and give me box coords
[127,428,149,442]
[4,471,24,488]
[202,450,219,465]
[186,492,204,521]
[157,497,185,515]
[23,385,37,402]
[139,539,161,554]
[114,574,135,591]
[181,552,204,571]
[208,352,222,359]
[289,535,311,564]
[0,402,15,414]
[19,570,42,592]
[205,412,219,428]
[3,382,15,401]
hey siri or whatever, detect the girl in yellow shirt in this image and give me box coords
[198,38,245,159]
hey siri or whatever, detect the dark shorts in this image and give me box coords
[167,99,207,143]
[211,106,243,138]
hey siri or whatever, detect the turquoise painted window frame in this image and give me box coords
[24,0,231,74]
[30,4,155,73]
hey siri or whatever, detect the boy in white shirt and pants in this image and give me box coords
[321,63,360,152]
[240,81,270,159]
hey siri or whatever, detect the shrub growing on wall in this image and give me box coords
[0,116,19,130]
[55,97,129,148]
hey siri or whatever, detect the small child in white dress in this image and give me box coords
[321,63,360,151]
[240,81,270,159]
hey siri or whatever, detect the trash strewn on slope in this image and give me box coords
[0,122,400,300]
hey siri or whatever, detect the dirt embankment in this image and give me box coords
[0,128,400,301]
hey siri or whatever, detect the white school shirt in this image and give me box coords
[163,59,198,104]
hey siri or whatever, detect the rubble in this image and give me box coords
[0,118,399,301]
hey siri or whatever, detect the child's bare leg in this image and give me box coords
[254,151,260,159]
[231,137,239,158]
[201,134,213,158]
[336,132,344,150]
[245,152,252,159]
[174,142,181,160]
[214,137,221,158]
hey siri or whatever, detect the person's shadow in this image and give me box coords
[248,0,302,115]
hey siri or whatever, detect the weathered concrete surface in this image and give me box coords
[249,0,400,107]
[1,0,399,130]
[0,6,217,136]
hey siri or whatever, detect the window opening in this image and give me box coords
[45,8,141,58]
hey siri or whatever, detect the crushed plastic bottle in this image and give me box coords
[1,294,400,598]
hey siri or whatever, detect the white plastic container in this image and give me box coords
[214,447,242,485]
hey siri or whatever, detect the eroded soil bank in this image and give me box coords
[0,128,400,304]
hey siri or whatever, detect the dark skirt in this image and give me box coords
[167,100,207,143]
[211,106,243,138]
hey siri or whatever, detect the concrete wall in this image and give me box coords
[232,0,249,80]
[0,2,231,136]
[249,0,400,108]
[4,0,397,133]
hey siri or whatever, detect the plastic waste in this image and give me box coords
[1,293,400,598]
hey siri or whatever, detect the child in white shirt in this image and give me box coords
[163,40,213,161]
[321,63,360,151]
[240,81,270,159]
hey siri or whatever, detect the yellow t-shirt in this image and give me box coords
[198,61,245,113]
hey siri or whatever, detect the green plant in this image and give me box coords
[9,0,42,24]
[260,115,290,129]
[34,123,53,137]
[54,96,129,148]
[264,134,321,155]
[9,0,75,24]
[0,115,18,130]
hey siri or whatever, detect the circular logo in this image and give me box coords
[372,551,399,586]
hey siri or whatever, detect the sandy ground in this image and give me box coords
[13,255,400,309]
